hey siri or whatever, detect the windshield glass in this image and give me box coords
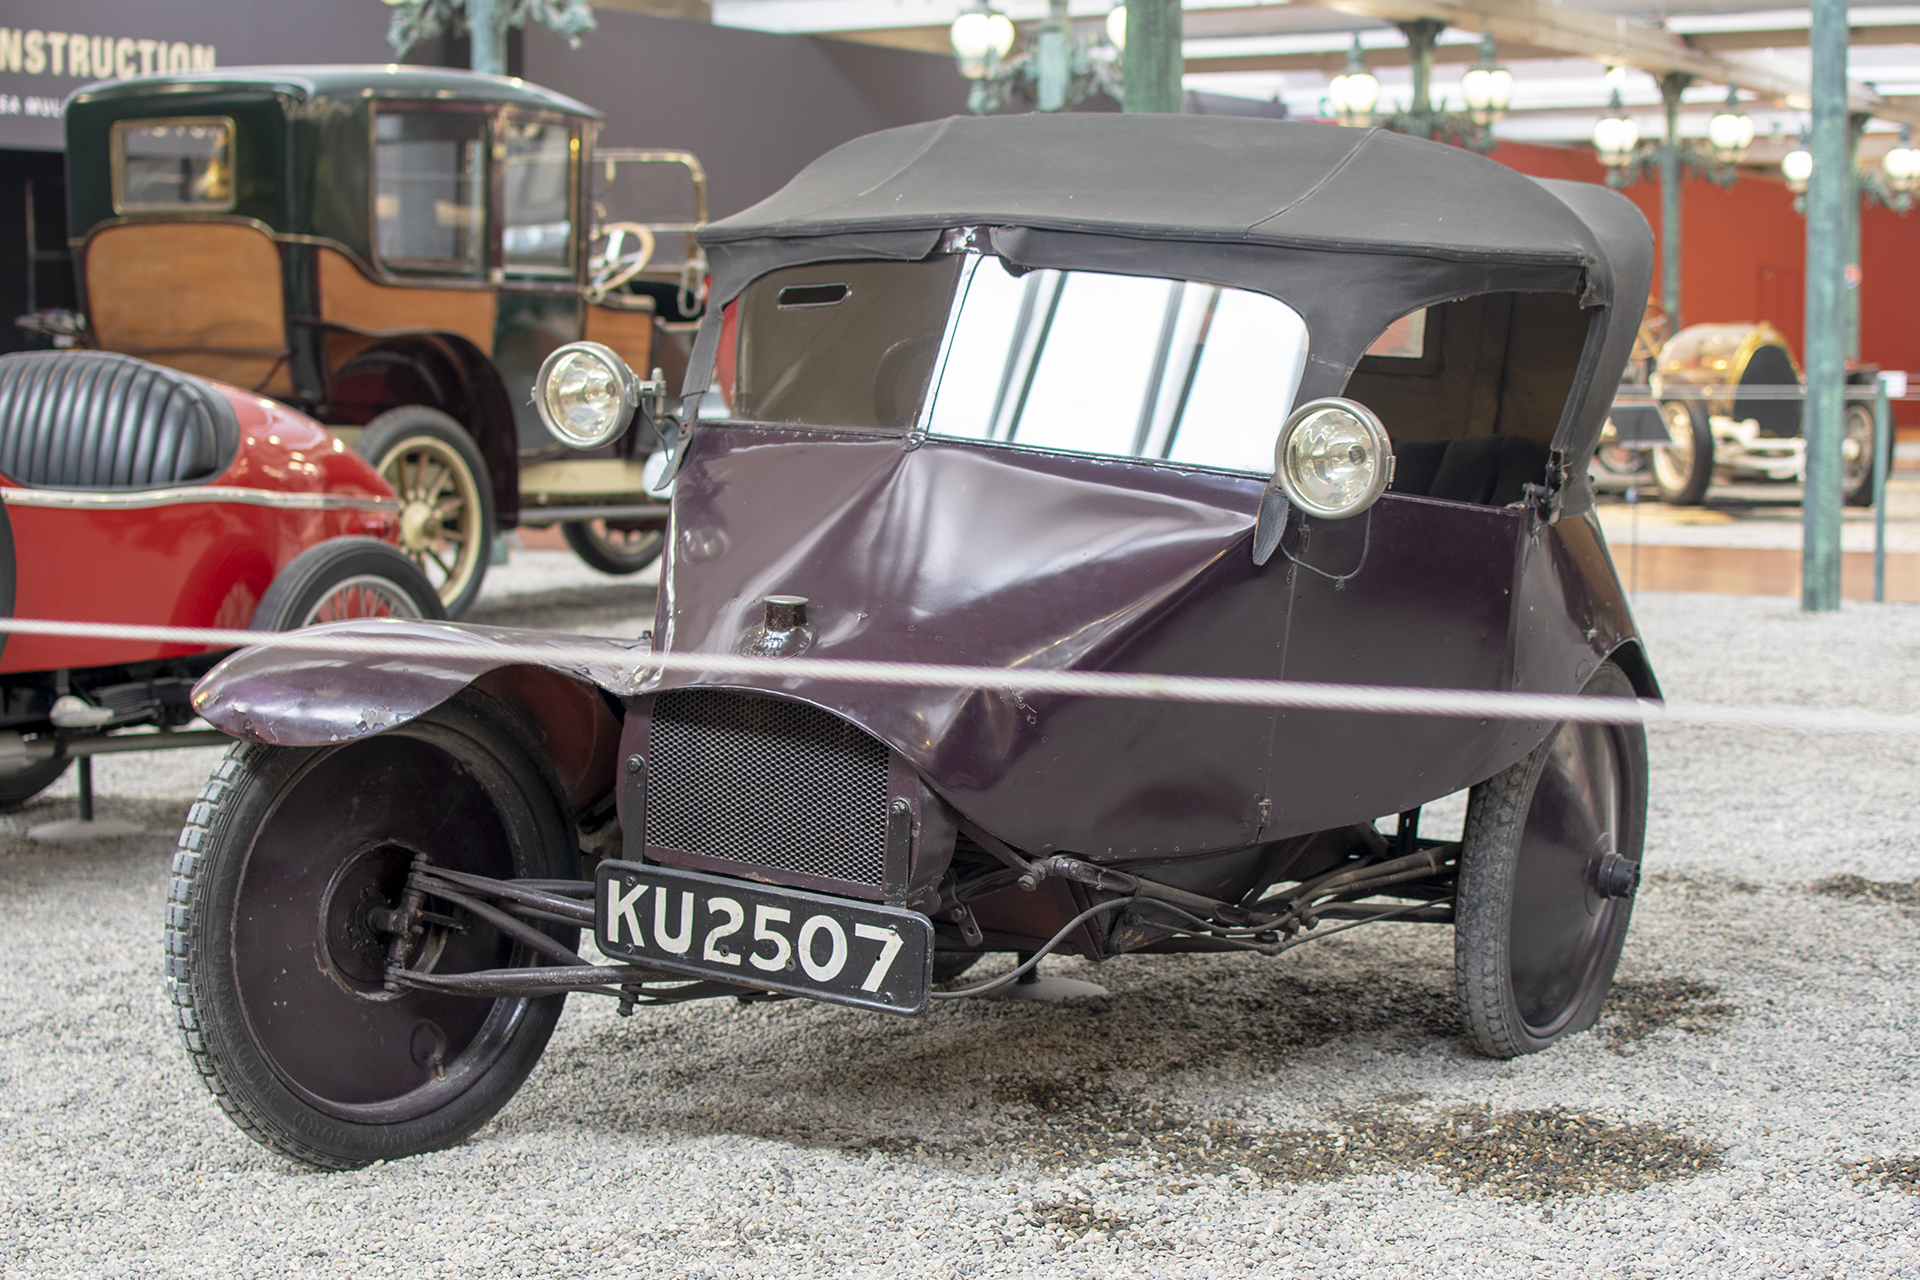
[714,253,1309,474]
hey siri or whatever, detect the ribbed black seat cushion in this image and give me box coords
[0,350,240,489]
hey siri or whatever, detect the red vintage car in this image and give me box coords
[0,349,442,807]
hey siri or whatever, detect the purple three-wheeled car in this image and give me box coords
[168,114,1658,1168]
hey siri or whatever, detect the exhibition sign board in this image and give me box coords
[0,0,390,150]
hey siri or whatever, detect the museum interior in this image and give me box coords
[0,3,1917,1273]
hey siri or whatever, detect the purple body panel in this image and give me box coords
[192,430,1649,870]
[625,425,1634,859]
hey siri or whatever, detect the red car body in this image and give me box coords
[2,381,399,674]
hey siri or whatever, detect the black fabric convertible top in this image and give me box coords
[691,114,1653,481]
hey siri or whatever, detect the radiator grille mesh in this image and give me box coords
[646,689,890,886]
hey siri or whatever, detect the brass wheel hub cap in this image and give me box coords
[399,500,442,551]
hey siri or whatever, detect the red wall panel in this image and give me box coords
[1488,138,1920,423]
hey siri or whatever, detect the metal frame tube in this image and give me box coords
[1660,73,1690,327]
[1121,0,1181,114]
[1874,377,1891,601]
[1803,0,1849,612]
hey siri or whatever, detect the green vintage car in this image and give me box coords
[58,65,706,615]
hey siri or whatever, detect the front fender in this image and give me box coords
[192,619,647,748]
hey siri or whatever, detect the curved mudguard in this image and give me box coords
[191,619,646,747]
[191,620,638,812]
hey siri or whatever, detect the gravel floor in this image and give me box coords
[3,590,1918,1278]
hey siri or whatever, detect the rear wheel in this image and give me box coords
[1651,400,1713,505]
[165,692,576,1168]
[1842,402,1878,508]
[1454,661,1648,1058]
[250,537,445,631]
[561,516,667,576]
[355,407,493,619]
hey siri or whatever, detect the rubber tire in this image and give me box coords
[0,756,72,809]
[1842,402,1878,508]
[1454,661,1649,1059]
[354,406,494,620]
[165,691,576,1169]
[560,518,667,576]
[1652,400,1713,506]
[250,537,446,631]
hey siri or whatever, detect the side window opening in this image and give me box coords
[1343,292,1589,507]
[373,109,487,278]
[502,118,576,276]
[111,118,234,213]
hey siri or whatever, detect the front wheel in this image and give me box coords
[561,516,667,576]
[250,537,445,630]
[355,406,494,619]
[165,692,576,1168]
[1651,400,1713,505]
[1454,661,1648,1058]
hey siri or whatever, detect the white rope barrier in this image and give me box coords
[5,615,1920,737]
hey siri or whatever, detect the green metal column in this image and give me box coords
[1398,20,1446,141]
[1659,73,1690,328]
[1036,0,1070,112]
[1122,0,1182,114]
[1846,113,1867,363]
[469,0,504,75]
[1803,0,1848,612]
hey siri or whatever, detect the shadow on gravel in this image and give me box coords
[882,1094,1718,1202]
[1855,1157,1920,1193]
[1811,874,1920,913]
[1600,979,1737,1048]
[521,932,1719,1200]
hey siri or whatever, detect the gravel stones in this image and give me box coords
[2,587,1918,1277]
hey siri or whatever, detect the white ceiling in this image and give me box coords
[709,0,1920,144]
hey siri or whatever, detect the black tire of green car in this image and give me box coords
[560,518,667,576]
[165,691,578,1168]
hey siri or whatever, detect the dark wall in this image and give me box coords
[0,148,75,355]
[523,12,968,220]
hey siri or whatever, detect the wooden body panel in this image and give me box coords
[316,248,497,355]
[84,222,290,395]
[584,304,656,378]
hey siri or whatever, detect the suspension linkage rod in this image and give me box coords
[410,867,597,924]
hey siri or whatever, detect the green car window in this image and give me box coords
[373,110,487,278]
[502,119,576,276]
[112,118,234,213]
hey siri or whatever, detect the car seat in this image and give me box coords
[1388,435,1547,507]
[0,350,240,489]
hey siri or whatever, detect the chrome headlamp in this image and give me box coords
[535,341,641,448]
[1274,397,1394,520]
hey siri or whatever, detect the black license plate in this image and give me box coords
[593,861,933,1015]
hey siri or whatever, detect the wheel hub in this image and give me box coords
[1586,849,1640,900]
[320,844,418,994]
[399,500,440,551]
